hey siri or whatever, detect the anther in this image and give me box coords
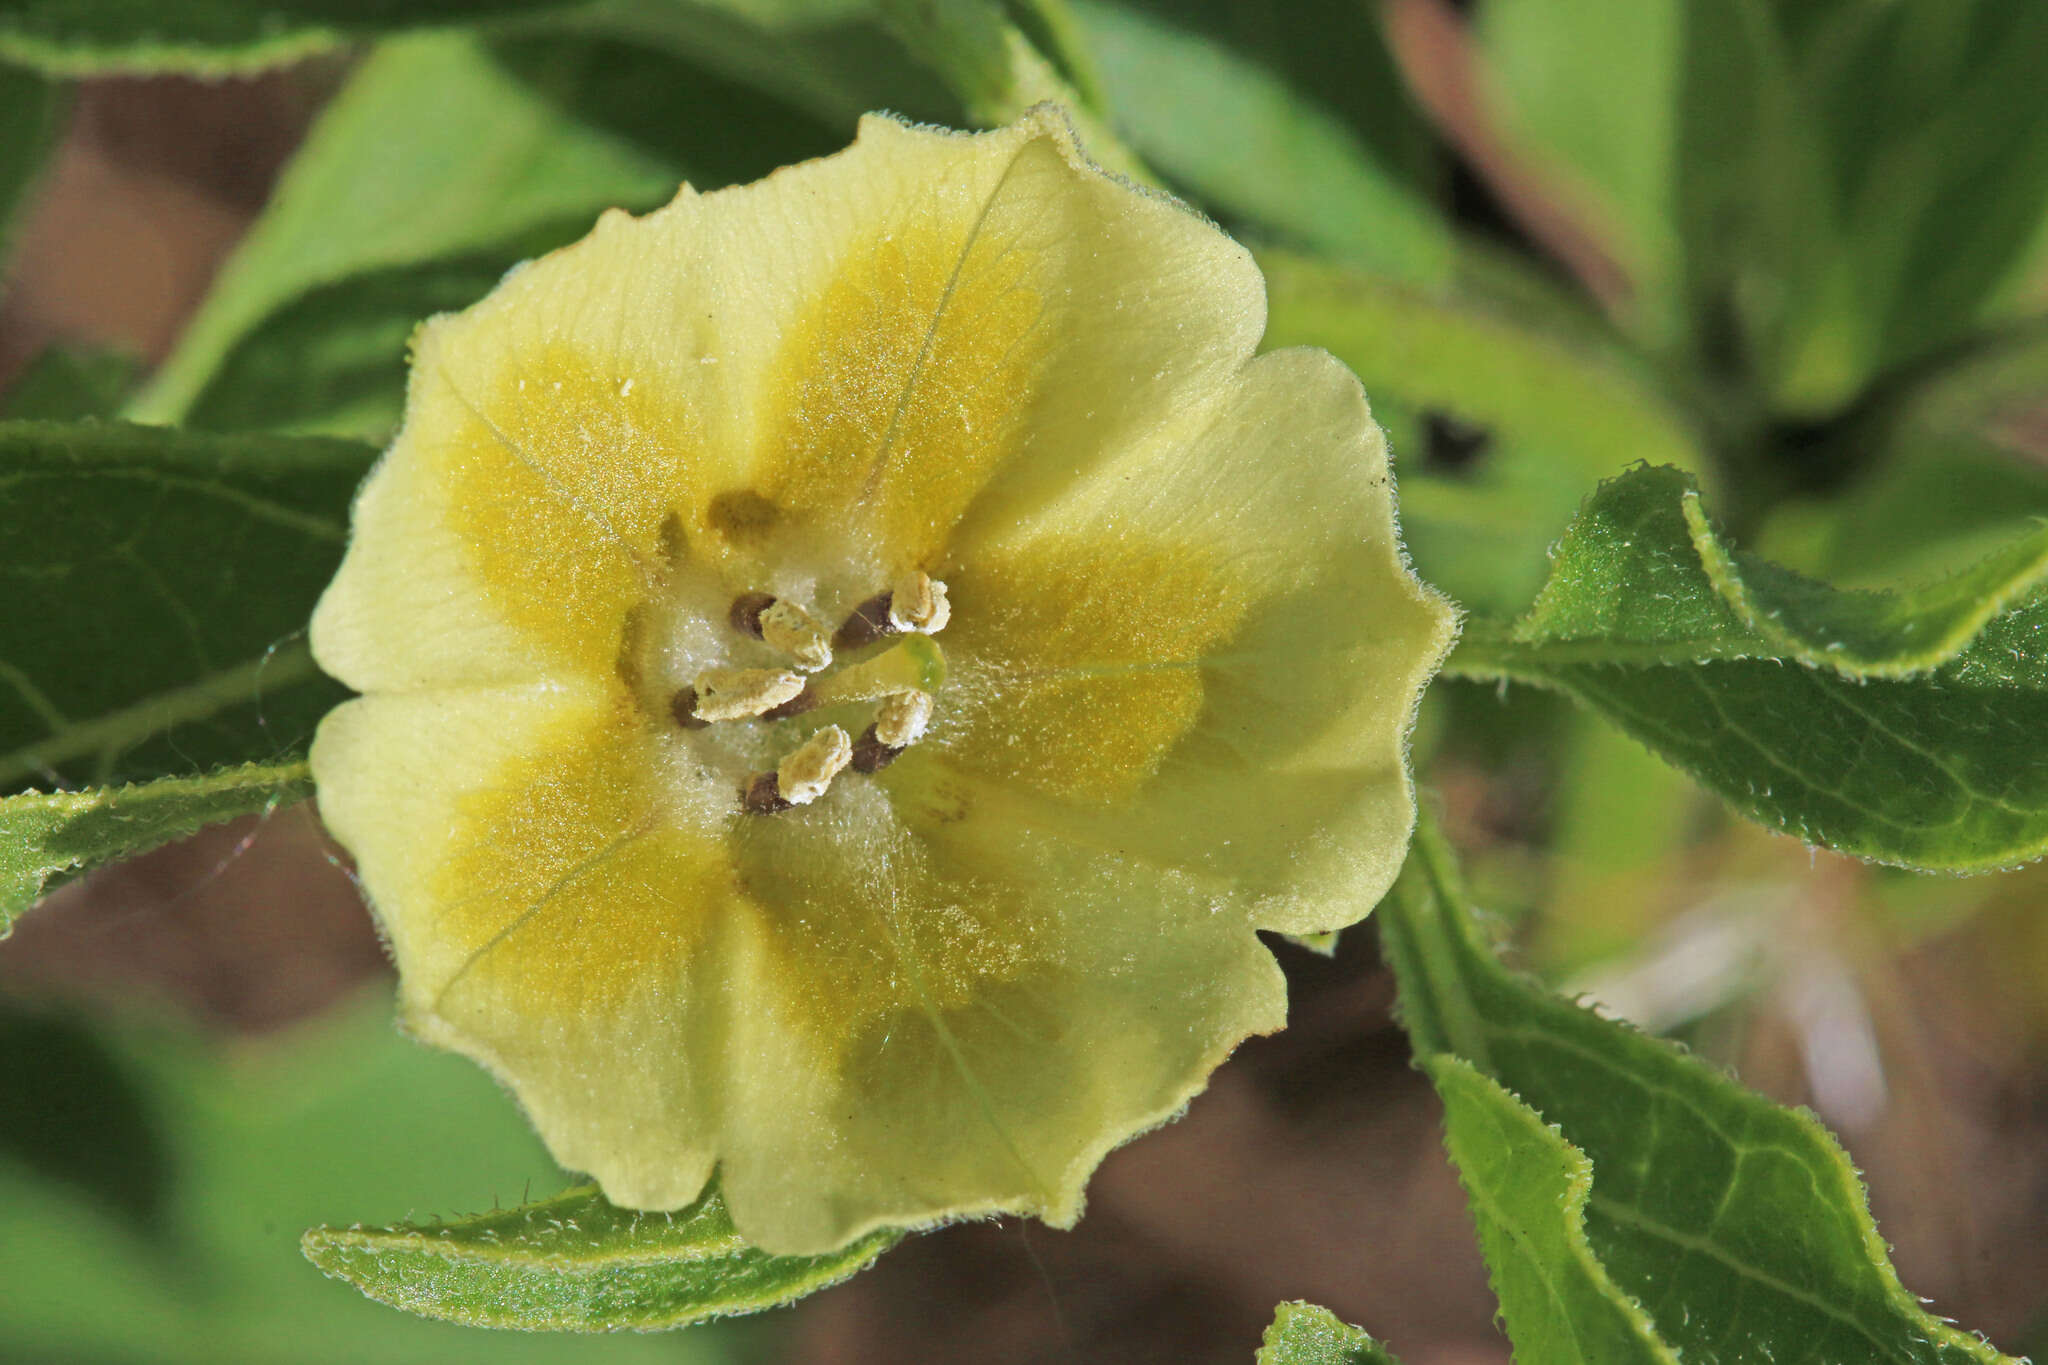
[874,689,933,747]
[850,725,898,773]
[850,691,931,773]
[669,686,710,731]
[834,591,896,649]
[887,571,950,634]
[691,667,805,722]
[731,592,834,672]
[741,771,791,814]
[738,724,852,813]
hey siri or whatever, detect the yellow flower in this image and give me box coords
[309,107,1453,1255]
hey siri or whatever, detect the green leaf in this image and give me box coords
[1447,464,2048,870]
[128,32,680,427]
[1256,1301,1400,1365]
[567,0,959,133]
[1381,817,2020,1365]
[304,1181,899,1332]
[0,1000,170,1235]
[0,0,566,75]
[1072,0,1451,286]
[1473,0,1684,342]
[1425,1058,1676,1365]
[177,38,843,442]
[1258,250,1706,616]
[1794,323,2048,587]
[1,345,141,421]
[875,0,1150,182]
[0,63,62,263]
[1,760,307,932]
[0,420,372,793]
[0,990,755,1363]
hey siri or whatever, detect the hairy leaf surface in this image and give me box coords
[1256,1302,1401,1365]
[303,1182,899,1331]
[1449,465,2048,869]
[1,760,308,932]
[1381,820,2019,1365]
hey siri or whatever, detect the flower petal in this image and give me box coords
[936,346,1456,935]
[710,789,1286,1252]
[313,681,731,1208]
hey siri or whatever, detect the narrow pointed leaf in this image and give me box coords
[303,1182,901,1332]
[1256,1302,1402,1365]
[1,760,308,931]
[1448,465,2048,870]
[1381,819,2019,1365]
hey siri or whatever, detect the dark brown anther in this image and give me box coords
[759,688,818,722]
[669,686,710,730]
[834,591,897,650]
[741,770,791,814]
[729,590,777,638]
[849,724,903,774]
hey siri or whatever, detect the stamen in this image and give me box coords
[778,725,853,806]
[730,592,833,672]
[741,771,791,815]
[850,691,932,774]
[692,667,805,722]
[874,689,933,747]
[887,571,951,634]
[834,591,896,650]
[669,686,710,731]
[850,725,898,774]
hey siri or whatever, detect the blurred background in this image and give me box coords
[4,2,2048,1362]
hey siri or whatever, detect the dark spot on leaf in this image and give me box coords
[1423,410,1492,475]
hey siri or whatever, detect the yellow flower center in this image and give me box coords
[646,569,951,814]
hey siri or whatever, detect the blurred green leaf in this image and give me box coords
[129,32,679,427]
[177,36,843,442]
[1,760,308,931]
[1255,1302,1399,1364]
[1672,1,2048,416]
[1474,0,1684,342]
[1382,817,2019,1365]
[0,990,754,1363]
[0,1001,169,1234]
[1793,324,2048,586]
[568,0,958,132]
[304,1180,899,1331]
[1449,465,2048,870]
[2,345,141,421]
[0,420,370,793]
[1073,0,1450,285]
[0,0,569,74]
[1259,250,1704,616]
[876,0,1147,181]
[182,252,523,442]
[0,62,61,262]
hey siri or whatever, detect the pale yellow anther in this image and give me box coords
[776,725,853,806]
[693,667,805,722]
[887,571,951,634]
[874,690,933,748]
[759,599,833,672]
